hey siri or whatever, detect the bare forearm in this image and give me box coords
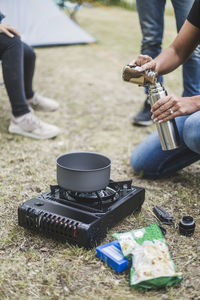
[154,46,184,75]
[154,20,200,76]
[189,95,200,111]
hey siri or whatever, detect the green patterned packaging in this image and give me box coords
[113,223,183,290]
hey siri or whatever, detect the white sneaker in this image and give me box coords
[8,112,60,139]
[27,93,59,112]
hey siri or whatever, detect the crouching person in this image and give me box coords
[130,0,200,178]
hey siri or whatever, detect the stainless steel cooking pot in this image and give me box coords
[56,152,111,192]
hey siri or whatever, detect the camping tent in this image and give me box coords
[1,0,95,47]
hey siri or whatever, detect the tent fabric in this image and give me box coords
[1,0,95,47]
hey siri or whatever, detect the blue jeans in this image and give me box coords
[136,0,200,96]
[130,111,200,178]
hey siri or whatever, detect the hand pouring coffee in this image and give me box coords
[123,65,180,151]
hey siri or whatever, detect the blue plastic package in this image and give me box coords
[96,240,131,273]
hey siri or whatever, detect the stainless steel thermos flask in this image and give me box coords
[122,65,180,151]
[148,83,180,150]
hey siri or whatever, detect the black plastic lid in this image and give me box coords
[179,216,195,236]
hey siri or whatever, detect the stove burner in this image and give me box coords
[50,182,121,211]
[68,186,119,202]
[18,180,145,248]
[65,186,120,211]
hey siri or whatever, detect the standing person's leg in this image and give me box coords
[0,34,59,139]
[172,0,200,96]
[23,42,35,100]
[133,0,166,126]
[22,42,59,112]
[136,0,165,84]
[130,115,200,178]
[0,35,30,117]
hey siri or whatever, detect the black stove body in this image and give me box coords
[18,180,145,248]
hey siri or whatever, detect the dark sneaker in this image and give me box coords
[132,96,153,126]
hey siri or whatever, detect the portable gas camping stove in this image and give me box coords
[18,180,145,248]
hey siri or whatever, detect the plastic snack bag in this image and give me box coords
[113,223,183,290]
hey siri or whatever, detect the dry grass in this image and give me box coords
[0,5,200,300]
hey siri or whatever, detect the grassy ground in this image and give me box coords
[0,5,200,300]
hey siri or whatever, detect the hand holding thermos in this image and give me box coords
[122,60,180,151]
